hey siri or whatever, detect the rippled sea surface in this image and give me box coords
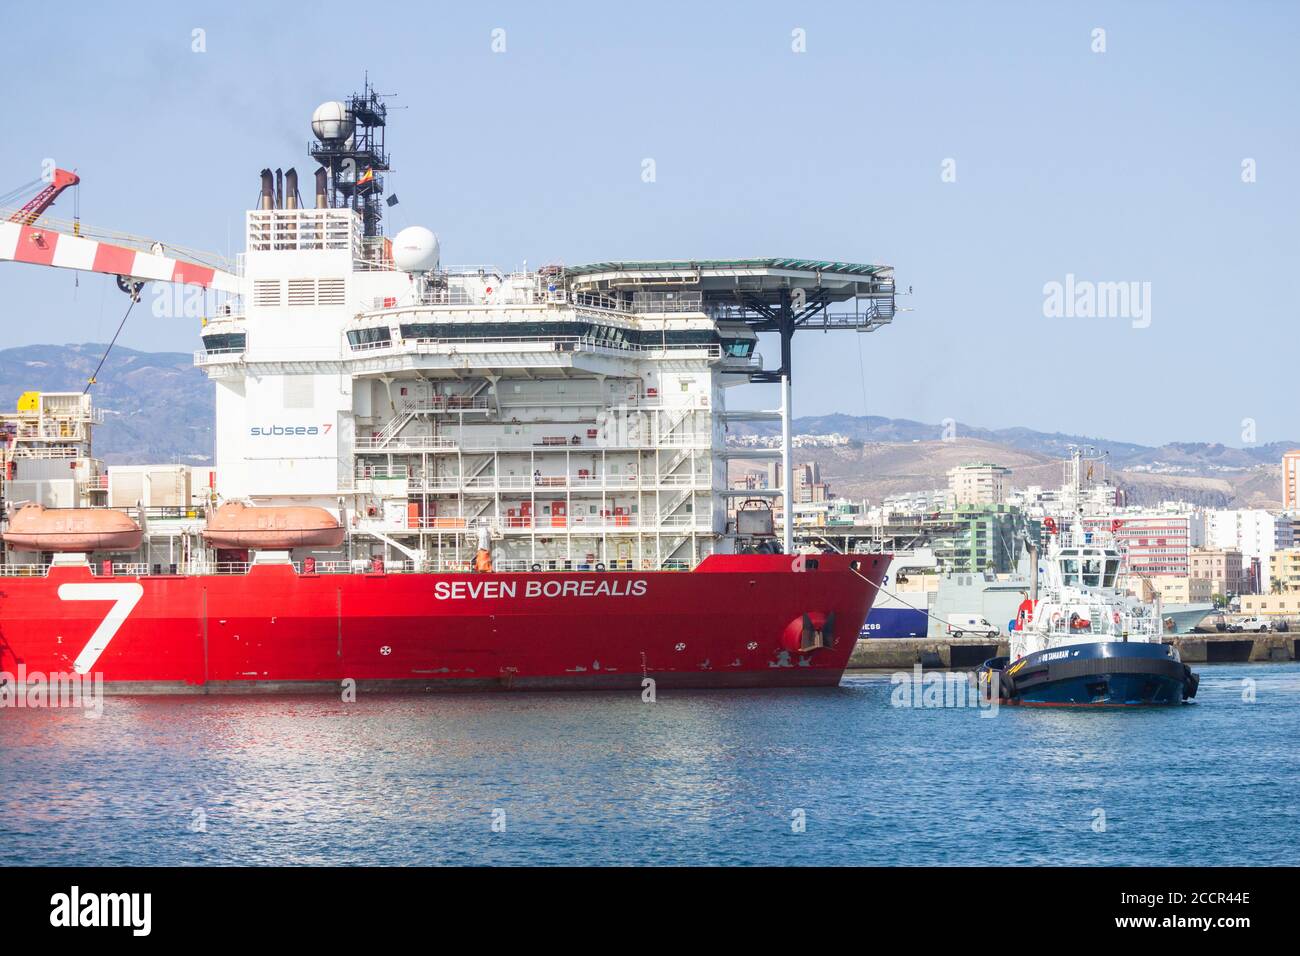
[2,663,1298,866]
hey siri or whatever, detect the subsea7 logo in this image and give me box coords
[57,583,145,674]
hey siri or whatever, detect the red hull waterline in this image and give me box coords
[0,553,887,694]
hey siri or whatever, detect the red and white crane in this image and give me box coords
[0,170,242,295]
[7,167,80,225]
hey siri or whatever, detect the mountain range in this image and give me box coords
[1,344,1292,507]
[0,343,213,464]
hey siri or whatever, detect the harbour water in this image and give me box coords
[2,663,1298,867]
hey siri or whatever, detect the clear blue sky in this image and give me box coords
[1,1,1296,446]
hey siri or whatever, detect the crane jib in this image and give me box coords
[0,220,241,294]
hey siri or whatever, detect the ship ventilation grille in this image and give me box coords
[257,278,346,308]
[288,279,315,306]
[253,280,282,307]
[318,278,346,305]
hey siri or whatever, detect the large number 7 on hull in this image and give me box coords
[57,583,146,674]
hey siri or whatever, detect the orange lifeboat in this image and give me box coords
[2,504,143,552]
[202,502,344,549]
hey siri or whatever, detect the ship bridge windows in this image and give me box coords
[1104,558,1120,588]
[1059,549,1079,586]
[389,320,720,351]
[658,329,715,347]
[201,332,246,353]
[1081,552,1104,588]
[348,326,392,349]
[716,321,757,358]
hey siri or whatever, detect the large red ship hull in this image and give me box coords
[0,553,886,693]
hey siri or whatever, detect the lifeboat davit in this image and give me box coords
[202,502,344,549]
[1,503,143,552]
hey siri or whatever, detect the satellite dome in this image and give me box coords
[392,226,440,273]
[311,101,354,143]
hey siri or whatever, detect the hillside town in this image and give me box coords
[734,445,1300,619]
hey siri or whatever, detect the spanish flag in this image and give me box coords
[357,167,375,185]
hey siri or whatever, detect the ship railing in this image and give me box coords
[631,291,706,314]
[194,347,246,364]
[347,338,393,353]
[569,292,708,315]
[0,563,48,577]
[1041,606,1161,638]
[354,467,413,480]
[474,434,712,452]
[6,418,99,437]
[418,288,545,307]
[572,292,631,313]
[354,435,459,452]
[440,264,508,276]
[1,446,83,460]
[398,473,708,492]
[399,335,722,361]
[476,558,646,572]
[397,396,493,413]
[178,559,432,576]
[245,208,359,255]
[415,558,647,573]
[305,559,422,575]
[1053,531,1119,550]
[355,434,713,454]
[495,514,709,531]
[0,557,690,579]
[354,514,712,534]
[106,562,153,576]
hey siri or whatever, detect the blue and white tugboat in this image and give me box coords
[978,454,1199,706]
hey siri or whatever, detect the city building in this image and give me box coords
[795,461,831,504]
[931,503,1027,574]
[1151,574,1213,606]
[881,488,952,514]
[791,499,865,530]
[1275,513,1299,550]
[1239,594,1299,617]
[948,462,1010,507]
[1205,509,1278,592]
[1082,509,1204,578]
[1284,449,1300,510]
[1188,548,1245,598]
[1269,548,1300,594]
[1008,481,1122,517]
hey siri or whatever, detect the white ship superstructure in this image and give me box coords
[197,203,893,570]
[2,83,896,576]
[184,86,897,573]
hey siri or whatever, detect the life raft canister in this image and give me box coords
[1015,598,1035,630]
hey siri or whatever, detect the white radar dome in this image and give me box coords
[311,101,355,143]
[392,226,440,273]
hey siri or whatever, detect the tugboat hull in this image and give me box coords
[979,641,1198,707]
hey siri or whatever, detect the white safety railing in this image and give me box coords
[245,208,359,256]
[354,433,713,454]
